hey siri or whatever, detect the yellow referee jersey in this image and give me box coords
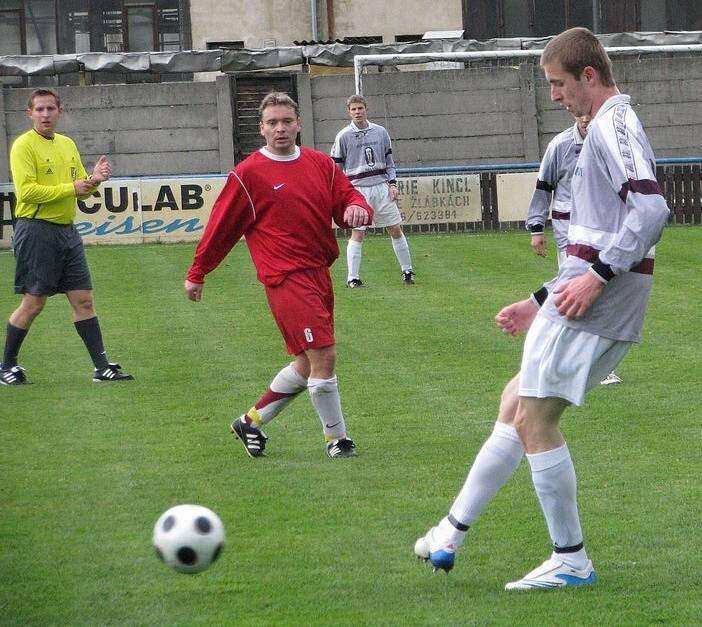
[10,129,90,224]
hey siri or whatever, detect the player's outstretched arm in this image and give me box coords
[495,298,539,336]
[184,280,204,302]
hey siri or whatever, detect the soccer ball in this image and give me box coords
[152,504,225,574]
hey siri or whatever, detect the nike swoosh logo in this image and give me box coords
[273,183,285,190]
[325,421,341,429]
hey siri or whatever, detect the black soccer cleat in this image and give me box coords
[326,437,356,458]
[93,363,134,382]
[0,365,29,385]
[402,270,416,285]
[346,278,365,288]
[231,417,268,458]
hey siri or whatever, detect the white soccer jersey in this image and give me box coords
[538,95,670,342]
[330,121,397,187]
[526,121,584,250]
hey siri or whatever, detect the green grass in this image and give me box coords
[1,229,700,626]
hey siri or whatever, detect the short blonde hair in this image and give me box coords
[28,88,61,109]
[346,95,367,108]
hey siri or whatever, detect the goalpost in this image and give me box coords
[354,45,702,95]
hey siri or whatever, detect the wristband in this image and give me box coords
[591,260,615,282]
[531,286,548,307]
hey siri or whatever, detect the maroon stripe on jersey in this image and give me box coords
[631,258,654,274]
[566,243,654,275]
[536,179,554,192]
[618,178,663,202]
[349,168,387,181]
[551,210,570,220]
[567,243,598,262]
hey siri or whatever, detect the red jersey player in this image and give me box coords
[185,92,372,458]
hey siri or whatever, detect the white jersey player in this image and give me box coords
[526,115,589,267]
[415,27,669,591]
[331,95,415,287]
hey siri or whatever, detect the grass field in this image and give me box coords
[1,228,700,626]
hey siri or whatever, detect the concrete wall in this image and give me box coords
[314,54,702,166]
[2,52,700,182]
[1,81,221,182]
[190,0,462,49]
[536,55,702,157]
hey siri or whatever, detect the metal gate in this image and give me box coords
[230,73,298,164]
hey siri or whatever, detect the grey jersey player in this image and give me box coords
[526,115,589,267]
[331,95,415,287]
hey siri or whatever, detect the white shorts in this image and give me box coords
[353,182,402,229]
[519,315,632,406]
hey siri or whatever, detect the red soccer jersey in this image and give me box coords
[187,147,373,286]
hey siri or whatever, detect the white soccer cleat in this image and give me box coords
[600,371,622,385]
[414,527,456,573]
[505,557,597,591]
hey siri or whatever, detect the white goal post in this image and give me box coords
[354,45,702,95]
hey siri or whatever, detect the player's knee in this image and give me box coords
[19,297,46,320]
[73,295,95,315]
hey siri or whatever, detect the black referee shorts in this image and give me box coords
[12,218,93,296]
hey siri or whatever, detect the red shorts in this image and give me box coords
[265,266,335,355]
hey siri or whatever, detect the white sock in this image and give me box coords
[247,364,307,425]
[347,239,363,281]
[308,376,346,440]
[527,443,588,568]
[440,422,524,546]
[391,234,412,271]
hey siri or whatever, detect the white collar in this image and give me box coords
[259,146,300,161]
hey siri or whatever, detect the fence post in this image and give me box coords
[216,74,236,173]
[0,89,9,183]
[519,62,540,163]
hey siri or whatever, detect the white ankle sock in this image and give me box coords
[391,234,412,271]
[527,443,588,569]
[347,240,362,281]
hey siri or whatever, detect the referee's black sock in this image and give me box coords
[2,323,28,369]
[74,316,109,370]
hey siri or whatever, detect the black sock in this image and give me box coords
[2,323,29,369]
[74,316,109,369]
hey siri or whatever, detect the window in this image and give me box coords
[501,0,532,37]
[58,0,90,53]
[25,0,57,54]
[668,0,702,30]
[206,40,244,50]
[464,0,701,37]
[125,4,156,52]
[0,6,25,86]
[0,8,24,56]
[395,34,423,43]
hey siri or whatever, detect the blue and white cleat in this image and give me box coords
[414,527,456,573]
[505,558,597,591]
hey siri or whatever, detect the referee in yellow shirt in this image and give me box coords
[0,88,132,385]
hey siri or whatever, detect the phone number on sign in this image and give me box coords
[401,210,458,222]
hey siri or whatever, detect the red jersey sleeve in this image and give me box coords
[329,163,374,229]
[186,171,256,284]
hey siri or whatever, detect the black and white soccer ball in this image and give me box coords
[152,504,225,574]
